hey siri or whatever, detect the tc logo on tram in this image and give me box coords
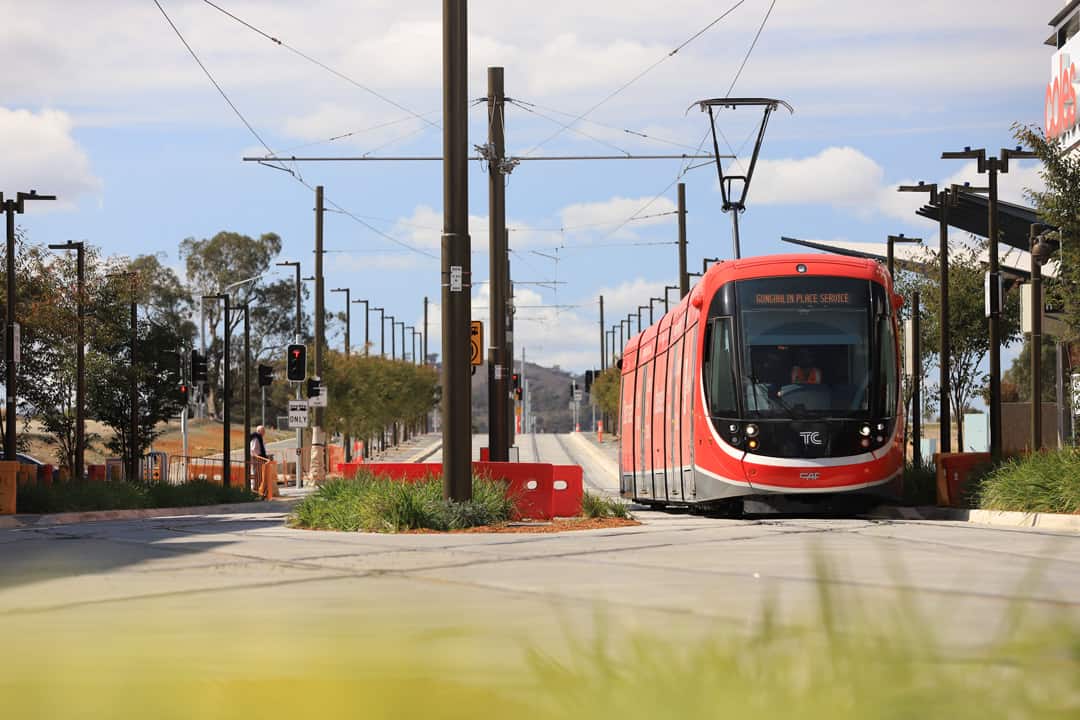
[799,431,823,446]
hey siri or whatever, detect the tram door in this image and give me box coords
[638,365,651,497]
[667,333,683,499]
[652,348,668,500]
[681,326,698,498]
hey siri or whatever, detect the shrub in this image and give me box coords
[581,492,631,519]
[15,480,258,515]
[973,449,1080,514]
[290,471,516,532]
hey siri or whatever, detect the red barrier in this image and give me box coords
[364,463,443,482]
[475,461,554,520]
[88,464,106,482]
[336,461,367,478]
[551,465,584,517]
[479,447,490,461]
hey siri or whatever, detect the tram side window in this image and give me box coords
[704,318,737,416]
[878,316,898,417]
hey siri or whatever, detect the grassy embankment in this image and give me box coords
[974,449,1080,514]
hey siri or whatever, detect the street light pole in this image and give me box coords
[942,146,1036,461]
[886,234,920,278]
[3,190,55,460]
[48,241,85,480]
[373,307,385,357]
[331,287,352,462]
[899,181,951,454]
[353,298,369,355]
[275,260,303,488]
[386,315,396,359]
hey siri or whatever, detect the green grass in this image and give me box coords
[974,449,1080,514]
[581,492,631,519]
[289,471,516,532]
[15,480,258,514]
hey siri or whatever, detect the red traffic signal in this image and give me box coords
[179,384,189,405]
[287,344,307,382]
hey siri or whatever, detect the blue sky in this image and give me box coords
[0,0,1059,371]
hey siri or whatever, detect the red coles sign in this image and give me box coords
[1047,52,1078,140]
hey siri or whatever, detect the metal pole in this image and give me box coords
[222,294,231,487]
[243,304,251,490]
[313,185,326,484]
[129,277,139,482]
[423,297,429,364]
[731,210,742,261]
[441,0,472,500]
[677,183,689,298]
[387,315,396,359]
[1031,226,1043,452]
[76,244,85,480]
[986,163,1002,461]
[333,288,352,462]
[912,291,922,469]
[294,264,302,488]
[599,295,605,371]
[4,203,15,460]
[938,190,951,454]
[487,66,509,462]
[1056,342,1066,448]
[504,251,514,448]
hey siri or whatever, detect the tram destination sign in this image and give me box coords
[752,292,853,306]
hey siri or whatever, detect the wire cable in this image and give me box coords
[200,0,439,130]
[725,0,777,98]
[520,0,750,156]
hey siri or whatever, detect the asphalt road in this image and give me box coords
[2,433,1077,658]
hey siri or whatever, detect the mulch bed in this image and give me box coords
[405,517,640,534]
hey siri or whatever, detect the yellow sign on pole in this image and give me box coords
[470,320,483,366]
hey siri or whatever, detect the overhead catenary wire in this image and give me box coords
[199,0,439,131]
[520,0,751,157]
[155,0,437,261]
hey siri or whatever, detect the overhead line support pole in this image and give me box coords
[442,0,472,500]
[677,184,689,298]
[312,185,326,484]
[487,66,509,462]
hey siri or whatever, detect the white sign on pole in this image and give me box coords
[288,400,309,428]
[1071,374,1080,417]
[308,388,327,407]
[450,265,463,292]
[903,318,915,374]
[573,389,583,402]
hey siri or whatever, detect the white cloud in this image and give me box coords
[744,146,1046,222]
[0,107,101,209]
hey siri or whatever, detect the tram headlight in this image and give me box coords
[859,424,872,437]
[745,423,759,438]
[747,438,759,450]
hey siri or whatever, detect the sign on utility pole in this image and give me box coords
[288,400,309,429]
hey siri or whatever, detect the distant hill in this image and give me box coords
[470,362,593,433]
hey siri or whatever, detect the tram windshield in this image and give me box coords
[713,276,877,419]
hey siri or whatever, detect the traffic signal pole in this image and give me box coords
[442,0,472,501]
[312,185,326,484]
[241,304,251,489]
[487,66,509,462]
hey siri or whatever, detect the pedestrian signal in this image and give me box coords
[287,344,307,382]
[191,350,208,383]
[307,377,322,399]
[258,364,274,387]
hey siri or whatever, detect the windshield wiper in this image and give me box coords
[748,373,808,419]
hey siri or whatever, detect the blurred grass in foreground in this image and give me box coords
[3,577,1077,720]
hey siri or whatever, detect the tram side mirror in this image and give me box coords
[616,358,623,370]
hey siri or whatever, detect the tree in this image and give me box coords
[128,253,197,345]
[179,231,306,418]
[591,367,621,427]
[1014,123,1079,339]
[908,240,1022,450]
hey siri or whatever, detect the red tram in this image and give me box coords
[618,254,904,509]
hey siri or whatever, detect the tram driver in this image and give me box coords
[789,349,823,385]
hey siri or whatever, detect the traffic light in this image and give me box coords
[585,370,595,393]
[287,344,307,382]
[191,350,208,383]
[258,364,274,388]
[179,383,189,406]
[306,377,322,399]
[512,373,521,401]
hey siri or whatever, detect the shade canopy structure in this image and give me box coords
[916,191,1044,252]
[779,236,1058,281]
